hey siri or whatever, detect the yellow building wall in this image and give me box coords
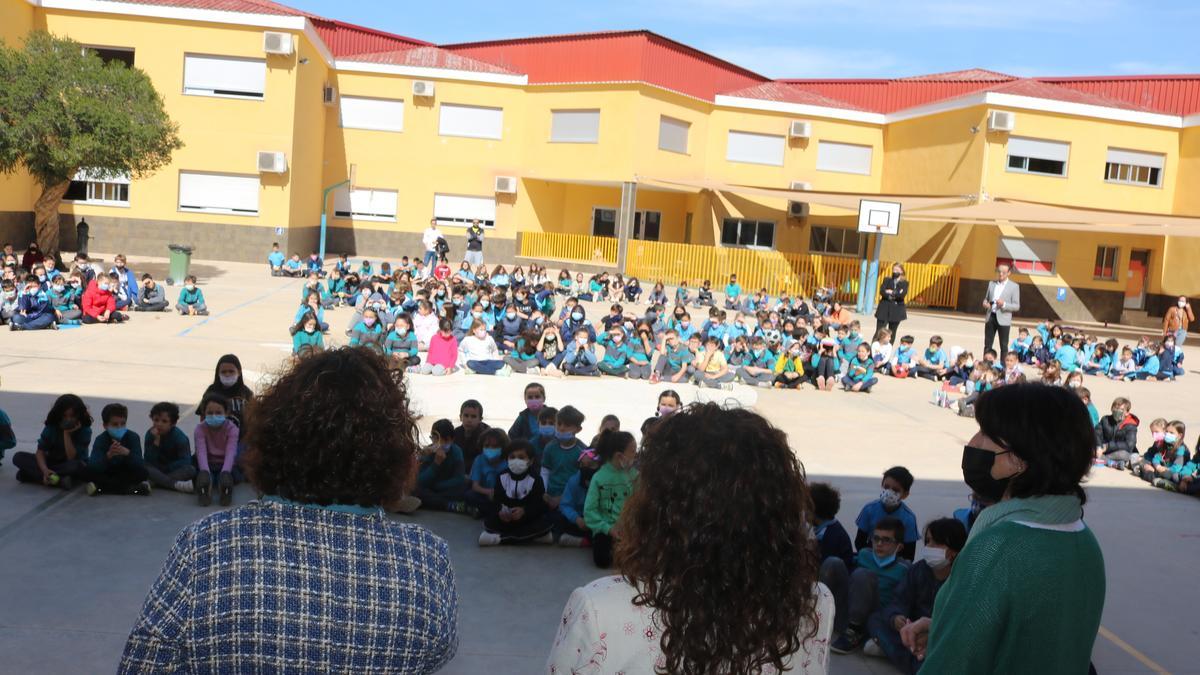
[286,32,331,235]
[42,10,301,231]
[520,86,640,183]
[1162,127,1200,294]
[632,88,713,182]
[883,107,986,196]
[0,0,35,214]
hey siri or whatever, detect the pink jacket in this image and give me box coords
[426,332,458,369]
[194,420,239,473]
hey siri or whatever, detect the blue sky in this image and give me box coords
[284,0,1200,79]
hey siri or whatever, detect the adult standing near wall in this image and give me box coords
[119,348,459,673]
[465,219,484,268]
[547,403,833,674]
[1162,295,1194,346]
[899,383,1105,672]
[982,263,1020,358]
[422,218,441,269]
[874,263,909,339]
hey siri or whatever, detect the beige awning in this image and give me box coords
[638,177,970,213]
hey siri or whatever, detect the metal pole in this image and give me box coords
[864,232,884,315]
[319,179,349,261]
[616,181,637,274]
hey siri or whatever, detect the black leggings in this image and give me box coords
[874,319,901,341]
[593,532,615,568]
[815,356,836,379]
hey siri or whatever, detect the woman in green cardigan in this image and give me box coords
[901,383,1105,674]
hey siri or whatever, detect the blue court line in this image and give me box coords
[176,280,299,337]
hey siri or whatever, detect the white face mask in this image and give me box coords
[507,458,529,475]
[219,374,239,387]
[1179,300,1188,308]
[921,545,951,570]
[880,488,902,509]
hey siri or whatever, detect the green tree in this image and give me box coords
[0,31,182,261]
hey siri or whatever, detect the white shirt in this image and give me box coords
[991,279,1008,305]
[547,576,833,674]
[422,227,440,252]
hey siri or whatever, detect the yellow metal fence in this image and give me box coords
[518,233,960,309]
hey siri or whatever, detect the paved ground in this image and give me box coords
[1,253,1198,674]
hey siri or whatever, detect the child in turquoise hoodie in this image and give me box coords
[828,517,911,654]
[176,275,208,316]
[1135,343,1162,380]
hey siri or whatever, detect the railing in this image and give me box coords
[518,232,617,265]
[517,233,960,309]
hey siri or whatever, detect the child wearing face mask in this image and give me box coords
[1140,420,1190,489]
[175,275,208,316]
[11,277,56,331]
[495,305,525,353]
[194,394,240,507]
[85,403,150,497]
[412,318,458,376]
[478,439,554,546]
[143,402,197,493]
[562,328,601,377]
[384,314,419,370]
[458,319,509,376]
[82,272,128,324]
[843,343,879,393]
[45,275,78,325]
[855,466,918,562]
[508,383,547,441]
[415,419,469,514]
[349,308,386,349]
[0,280,17,326]
[828,517,911,655]
[864,518,967,670]
[556,449,599,548]
[465,427,509,520]
[531,406,559,461]
[196,354,253,430]
[738,337,778,388]
[540,406,585,510]
[135,273,170,312]
[596,327,632,377]
[584,429,639,568]
[291,313,324,357]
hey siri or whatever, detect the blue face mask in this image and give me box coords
[107,426,126,439]
[483,447,502,460]
[872,551,897,568]
[555,430,575,442]
[205,414,226,427]
[1165,432,1179,445]
[814,520,831,540]
[539,424,555,436]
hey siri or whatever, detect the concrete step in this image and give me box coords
[1120,309,1160,329]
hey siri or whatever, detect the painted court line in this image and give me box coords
[0,489,78,548]
[175,280,298,338]
[1099,625,1171,674]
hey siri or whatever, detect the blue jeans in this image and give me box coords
[423,250,438,268]
[537,352,565,368]
[12,313,54,330]
[867,610,920,674]
[467,359,505,375]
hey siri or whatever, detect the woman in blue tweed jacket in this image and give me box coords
[119,348,459,674]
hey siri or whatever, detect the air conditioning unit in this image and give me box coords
[988,110,1015,132]
[257,151,288,173]
[412,80,435,97]
[494,176,517,194]
[788,201,810,218]
[789,181,812,191]
[263,31,294,56]
[322,84,337,106]
[788,120,812,138]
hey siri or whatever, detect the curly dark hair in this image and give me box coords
[241,347,419,507]
[616,402,821,675]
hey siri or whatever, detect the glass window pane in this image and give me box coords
[721,219,740,246]
[1008,155,1025,169]
[756,221,775,248]
[738,221,756,246]
[1026,158,1065,175]
[810,226,826,253]
[643,212,661,241]
[1149,167,1161,186]
[844,229,861,255]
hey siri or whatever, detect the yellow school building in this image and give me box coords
[2,0,1199,324]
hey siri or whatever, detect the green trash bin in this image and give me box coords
[167,244,194,286]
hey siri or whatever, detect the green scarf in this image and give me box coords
[968,494,1083,543]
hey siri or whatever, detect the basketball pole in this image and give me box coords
[863,230,884,316]
[318,164,355,262]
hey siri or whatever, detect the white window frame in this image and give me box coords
[816,141,873,176]
[725,130,785,166]
[1094,245,1120,281]
[178,171,260,216]
[1005,136,1070,178]
[1104,148,1164,188]
[438,103,504,140]
[183,53,267,100]
[591,207,661,240]
[339,96,404,133]
[550,109,600,144]
[808,224,864,257]
[433,193,496,228]
[996,237,1058,276]
[63,170,130,207]
[333,187,397,222]
[658,116,691,155]
[721,218,776,250]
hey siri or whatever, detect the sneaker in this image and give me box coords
[722,382,735,391]
[446,501,469,514]
[478,531,502,546]
[527,366,541,375]
[386,495,422,514]
[196,472,212,506]
[174,480,194,493]
[219,484,233,506]
[86,482,99,496]
[862,638,886,658]
[534,532,554,545]
[558,534,584,548]
[757,381,772,388]
[131,481,152,496]
[59,475,74,491]
[831,626,867,654]
[497,365,513,377]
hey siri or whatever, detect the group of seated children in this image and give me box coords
[1008,320,1184,382]
[11,355,254,506]
[1093,398,1199,497]
[813,467,971,672]
[408,383,657,567]
[2,246,209,331]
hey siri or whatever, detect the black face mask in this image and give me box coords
[962,445,1015,503]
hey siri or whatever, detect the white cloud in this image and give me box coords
[707,44,906,78]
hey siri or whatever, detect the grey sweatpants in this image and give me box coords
[694,371,735,388]
[737,367,775,386]
[626,362,653,380]
[146,464,198,489]
[820,557,879,634]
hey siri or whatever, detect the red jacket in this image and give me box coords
[81,279,115,318]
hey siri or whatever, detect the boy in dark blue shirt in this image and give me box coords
[143,402,196,492]
[812,482,853,569]
[855,466,919,561]
[86,403,150,496]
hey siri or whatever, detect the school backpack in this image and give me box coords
[435,236,450,256]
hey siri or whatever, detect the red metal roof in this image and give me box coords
[338,46,519,75]
[1038,75,1200,116]
[99,0,304,16]
[722,81,868,111]
[309,18,429,58]
[442,30,767,101]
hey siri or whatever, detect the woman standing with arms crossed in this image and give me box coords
[900,383,1105,673]
[1162,295,1194,346]
[874,263,908,339]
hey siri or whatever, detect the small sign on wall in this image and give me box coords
[274,227,284,235]
[1056,287,1067,302]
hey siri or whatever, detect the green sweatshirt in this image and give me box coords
[583,462,637,535]
[922,495,1105,674]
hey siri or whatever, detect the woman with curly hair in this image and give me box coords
[547,402,833,674]
[120,348,458,674]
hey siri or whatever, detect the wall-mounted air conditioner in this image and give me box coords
[789,120,812,138]
[788,201,810,218]
[322,84,337,106]
[495,176,517,194]
[988,110,1015,132]
[257,151,288,173]
[412,80,435,97]
[263,31,294,55]
[789,181,812,191]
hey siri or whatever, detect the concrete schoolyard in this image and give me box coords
[0,254,1196,674]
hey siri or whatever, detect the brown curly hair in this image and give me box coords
[241,347,419,507]
[616,402,821,675]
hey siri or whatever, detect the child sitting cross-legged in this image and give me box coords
[478,439,554,546]
[562,328,601,376]
[143,402,197,492]
[291,313,324,359]
[85,403,151,496]
[411,318,457,376]
[459,319,510,376]
[464,427,509,520]
[584,429,639,568]
[415,419,469,514]
[693,336,735,389]
[13,394,92,490]
[842,342,878,393]
[555,449,599,549]
[176,275,208,316]
[825,516,911,655]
